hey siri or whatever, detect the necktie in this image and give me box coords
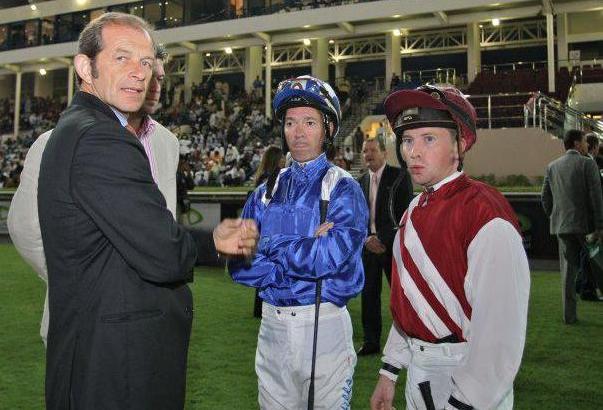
[369,173,378,234]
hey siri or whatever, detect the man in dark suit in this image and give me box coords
[578,133,603,300]
[357,135,413,355]
[38,13,257,409]
[542,129,603,324]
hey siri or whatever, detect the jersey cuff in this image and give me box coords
[379,363,401,383]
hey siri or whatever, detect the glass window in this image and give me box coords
[8,22,27,49]
[41,17,55,45]
[55,14,73,43]
[71,11,90,39]
[0,26,8,51]
[128,2,145,18]
[144,1,164,28]
[24,20,39,47]
[165,0,184,28]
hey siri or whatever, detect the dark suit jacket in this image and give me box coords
[358,164,414,252]
[39,92,215,410]
[542,150,603,235]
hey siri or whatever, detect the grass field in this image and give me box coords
[1,243,602,409]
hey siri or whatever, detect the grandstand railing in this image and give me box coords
[524,92,603,139]
[481,61,547,74]
[468,92,531,129]
[401,68,456,85]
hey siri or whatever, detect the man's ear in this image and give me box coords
[74,54,93,85]
[458,137,467,155]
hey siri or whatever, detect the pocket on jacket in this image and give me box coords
[101,309,163,323]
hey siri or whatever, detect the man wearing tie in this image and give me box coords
[357,135,414,356]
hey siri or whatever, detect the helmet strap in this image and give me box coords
[280,121,289,155]
[456,125,464,171]
[322,114,332,153]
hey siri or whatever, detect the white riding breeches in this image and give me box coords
[404,338,513,410]
[256,302,357,410]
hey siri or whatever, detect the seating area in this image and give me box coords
[0,74,365,189]
[465,64,585,128]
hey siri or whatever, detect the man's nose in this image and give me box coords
[293,122,305,137]
[130,61,147,81]
[148,78,159,92]
[408,143,422,158]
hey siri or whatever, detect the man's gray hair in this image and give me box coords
[76,12,155,85]
[155,43,169,62]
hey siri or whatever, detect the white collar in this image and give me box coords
[428,171,463,192]
[369,162,386,180]
[110,107,129,127]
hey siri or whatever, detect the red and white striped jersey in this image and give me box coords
[390,173,521,343]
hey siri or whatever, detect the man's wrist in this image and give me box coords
[379,362,400,383]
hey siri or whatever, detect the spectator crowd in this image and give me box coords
[1,74,372,189]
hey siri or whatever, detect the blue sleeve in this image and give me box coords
[261,178,368,280]
[228,186,288,289]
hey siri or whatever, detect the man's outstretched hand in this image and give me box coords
[213,218,258,257]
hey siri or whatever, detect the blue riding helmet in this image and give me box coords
[273,75,341,139]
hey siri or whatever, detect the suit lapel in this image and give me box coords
[375,164,391,210]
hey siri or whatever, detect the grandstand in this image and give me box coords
[0,0,602,189]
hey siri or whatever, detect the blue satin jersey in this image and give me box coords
[229,154,368,307]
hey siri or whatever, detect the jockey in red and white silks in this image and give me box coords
[381,171,530,409]
[371,85,530,410]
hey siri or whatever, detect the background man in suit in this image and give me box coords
[8,44,180,346]
[542,129,603,324]
[577,133,603,301]
[36,13,257,409]
[357,135,413,356]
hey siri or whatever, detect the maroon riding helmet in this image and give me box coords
[384,85,478,169]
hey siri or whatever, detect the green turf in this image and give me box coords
[1,243,602,409]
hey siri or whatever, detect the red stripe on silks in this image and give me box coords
[409,199,474,321]
[401,247,465,341]
[390,250,438,343]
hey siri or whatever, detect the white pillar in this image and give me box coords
[546,13,555,93]
[265,43,272,119]
[311,38,329,81]
[466,22,481,84]
[386,32,401,90]
[556,13,568,69]
[14,71,22,138]
[185,52,203,104]
[68,65,75,105]
[245,46,263,93]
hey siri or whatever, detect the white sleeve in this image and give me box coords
[7,131,51,281]
[379,322,411,382]
[450,218,530,409]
